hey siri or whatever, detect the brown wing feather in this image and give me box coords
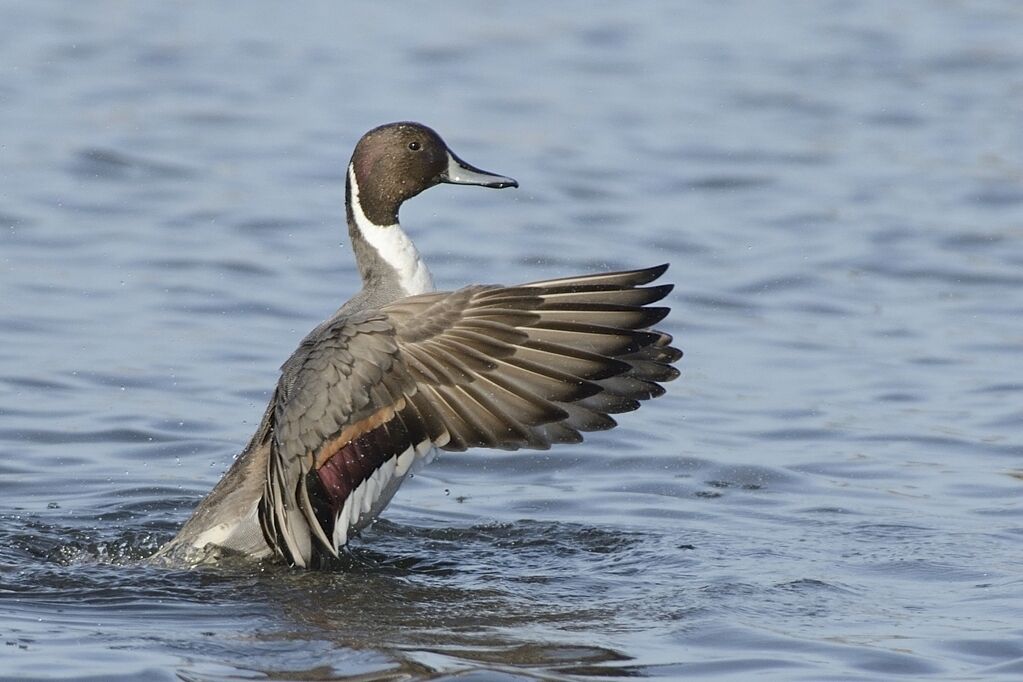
[383,263,681,454]
[261,264,681,567]
[261,311,443,567]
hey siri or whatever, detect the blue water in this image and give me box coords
[2,1,1022,679]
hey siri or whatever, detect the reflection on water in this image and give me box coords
[2,0,1023,679]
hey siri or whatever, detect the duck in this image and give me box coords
[155,122,681,568]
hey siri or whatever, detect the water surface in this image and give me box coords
[2,1,1022,679]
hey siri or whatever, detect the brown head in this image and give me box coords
[347,122,517,226]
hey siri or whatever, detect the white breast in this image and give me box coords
[348,165,435,296]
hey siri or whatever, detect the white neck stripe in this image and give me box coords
[348,165,435,297]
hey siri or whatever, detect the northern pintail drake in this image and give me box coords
[156,122,681,568]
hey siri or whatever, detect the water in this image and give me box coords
[1,1,1022,679]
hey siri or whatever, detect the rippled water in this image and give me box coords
[2,1,1022,679]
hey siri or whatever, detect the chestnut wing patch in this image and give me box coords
[260,311,445,567]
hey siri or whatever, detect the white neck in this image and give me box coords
[348,165,435,297]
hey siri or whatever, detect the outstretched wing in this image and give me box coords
[261,264,681,566]
[384,263,680,451]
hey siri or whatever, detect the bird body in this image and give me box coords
[156,122,681,568]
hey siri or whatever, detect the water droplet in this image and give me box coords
[444,488,450,496]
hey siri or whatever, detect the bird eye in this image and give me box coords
[408,141,421,152]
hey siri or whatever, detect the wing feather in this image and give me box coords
[261,265,681,567]
[383,263,681,453]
